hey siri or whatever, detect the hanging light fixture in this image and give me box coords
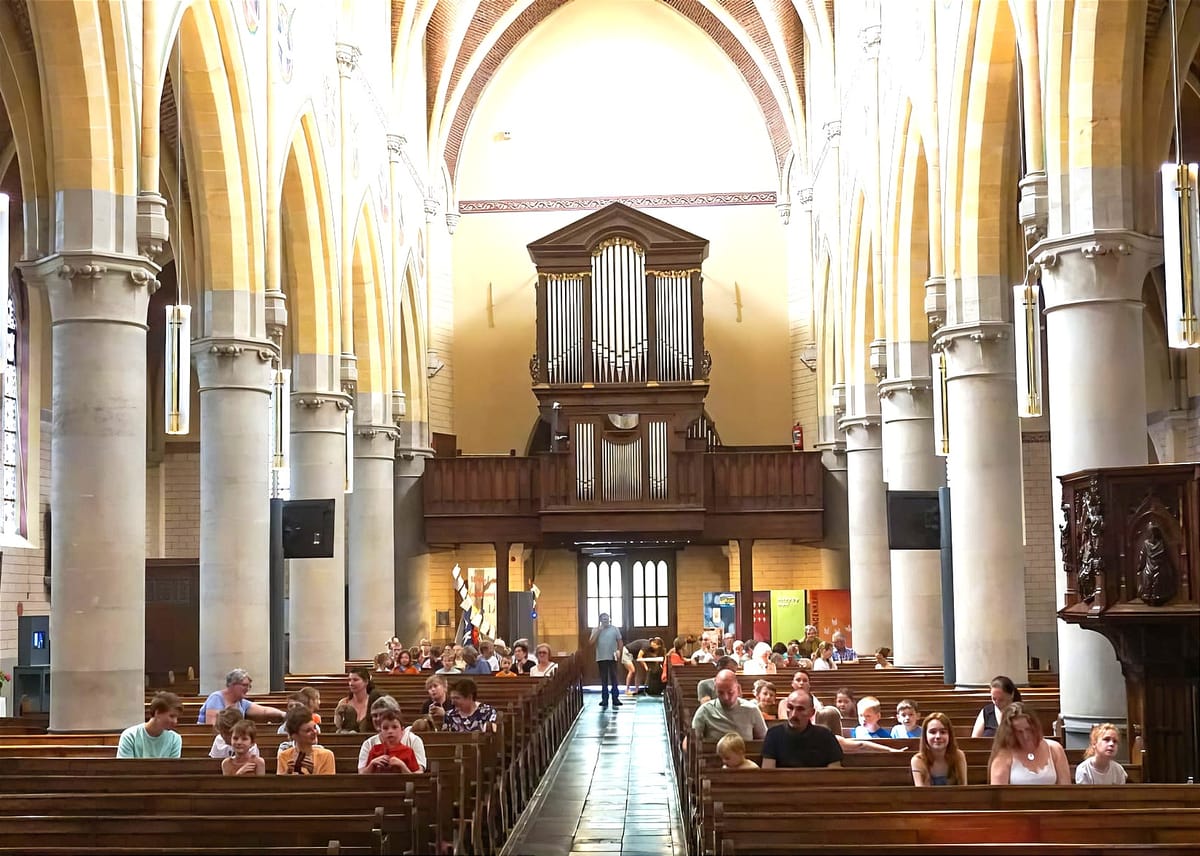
[931,349,949,457]
[164,304,191,434]
[271,368,290,469]
[1163,0,1200,348]
[1013,267,1044,417]
[344,405,355,494]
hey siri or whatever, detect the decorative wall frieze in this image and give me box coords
[457,190,777,214]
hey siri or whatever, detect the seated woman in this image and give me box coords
[813,707,902,754]
[971,675,1021,738]
[511,640,535,675]
[443,678,498,733]
[911,711,968,785]
[742,642,776,675]
[529,643,559,677]
[197,669,285,725]
[277,708,335,775]
[752,680,778,722]
[373,652,393,674]
[988,702,1070,785]
[334,668,381,734]
[874,646,896,670]
[812,641,837,671]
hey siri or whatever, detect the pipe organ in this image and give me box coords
[528,203,717,508]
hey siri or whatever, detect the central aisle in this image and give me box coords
[501,692,687,856]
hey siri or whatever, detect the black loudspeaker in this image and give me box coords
[282,499,336,559]
[886,490,942,550]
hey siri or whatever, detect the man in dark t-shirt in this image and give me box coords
[762,689,843,768]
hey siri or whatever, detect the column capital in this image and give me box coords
[339,353,358,397]
[839,413,882,451]
[1017,171,1049,246]
[924,276,946,337]
[775,202,791,226]
[136,192,170,261]
[387,134,406,161]
[869,338,888,381]
[817,445,847,470]
[424,196,441,222]
[335,43,361,77]
[354,424,399,460]
[394,445,432,477]
[823,120,842,142]
[879,376,933,424]
[292,389,352,433]
[1032,229,1163,311]
[20,250,160,325]
[935,320,1014,379]
[264,291,288,351]
[859,24,881,57]
[445,210,461,235]
[192,336,277,392]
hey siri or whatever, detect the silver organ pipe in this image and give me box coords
[546,274,586,384]
[602,436,642,502]
[654,272,695,382]
[575,421,595,501]
[649,420,668,500]
[591,239,647,384]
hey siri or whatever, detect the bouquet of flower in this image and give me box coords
[0,672,9,688]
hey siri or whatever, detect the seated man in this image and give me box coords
[690,669,767,743]
[830,631,858,663]
[117,691,183,758]
[762,689,843,769]
[697,656,739,703]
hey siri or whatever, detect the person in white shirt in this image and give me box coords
[1074,723,1127,785]
[356,696,427,773]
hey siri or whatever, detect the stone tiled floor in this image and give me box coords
[501,690,686,856]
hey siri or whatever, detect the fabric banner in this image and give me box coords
[807,589,852,647]
[702,592,737,634]
[769,589,808,645]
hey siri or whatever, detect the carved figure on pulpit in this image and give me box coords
[1077,486,1104,603]
[1136,524,1177,606]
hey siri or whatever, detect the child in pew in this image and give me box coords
[911,711,968,786]
[1074,722,1127,785]
[494,655,518,678]
[277,708,335,775]
[891,699,923,739]
[717,732,758,769]
[853,696,891,739]
[221,720,265,776]
[813,707,904,754]
[278,693,323,736]
[362,710,420,774]
[209,706,261,759]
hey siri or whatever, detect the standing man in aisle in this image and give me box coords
[590,612,624,709]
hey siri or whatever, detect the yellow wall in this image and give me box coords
[451,0,790,453]
[727,539,825,592]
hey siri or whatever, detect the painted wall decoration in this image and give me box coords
[276,2,295,83]
[242,0,262,33]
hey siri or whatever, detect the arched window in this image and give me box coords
[1,280,23,535]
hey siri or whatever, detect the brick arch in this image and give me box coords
[429,0,808,188]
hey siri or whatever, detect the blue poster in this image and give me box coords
[703,592,737,634]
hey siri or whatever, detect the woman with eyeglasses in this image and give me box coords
[529,643,559,677]
[198,669,285,725]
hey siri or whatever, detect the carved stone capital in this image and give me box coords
[136,191,170,261]
[391,390,407,423]
[292,389,353,434]
[192,336,278,392]
[869,338,888,381]
[935,320,1015,379]
[879,376,934,424]
[797,187,814,208]
[264,290,288,350]
[775,202,792,226]
[20,250,161,326]
[1017,172,1048,248]
[830,382,847,418]
[923,276,947,338]
[423,196,441,222]
[387,134,406,160]
[859,24,882,56]
[1032,229,1162,311]
[354,423,400,461]
[445,211,461,235]
[839,412,883,451]
[823,120,842,142]
[335,43,361,77]
[339,353,358,397]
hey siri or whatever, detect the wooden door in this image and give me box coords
[576,550,677,683]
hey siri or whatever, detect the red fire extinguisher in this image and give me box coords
[792,422,804,451]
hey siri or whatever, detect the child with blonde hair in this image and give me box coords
[1074,723,1127,784]
[716,732,758,769]
[221,720,265,776]
[853,696,890,739]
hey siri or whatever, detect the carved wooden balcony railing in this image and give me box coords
[423,449,823,544]
[1059,464,1200,783]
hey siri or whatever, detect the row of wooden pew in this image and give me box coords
[665,663,1200,854]
[0,656,584,854]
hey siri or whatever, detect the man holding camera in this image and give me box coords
[589,613,624,709]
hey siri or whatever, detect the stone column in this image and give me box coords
[817,446,850,589]
[841,413,892,654]
[289,390,349,673]
[880,378,945,666]
[1035,230,1160,744]
[193,338,276,692]
[348,424,398,659]
[394,448,431,644]
[23,252,157,731]
[937,321,1027,686]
